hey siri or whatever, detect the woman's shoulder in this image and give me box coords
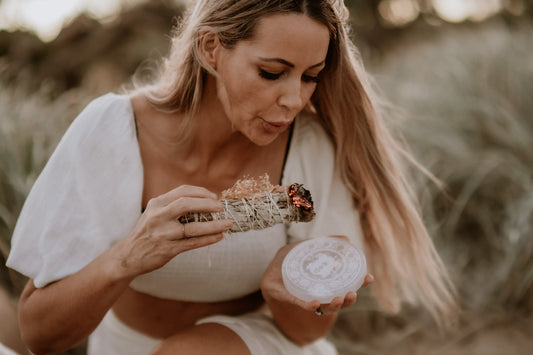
[293,110,332,143]
[86,92,131,107]
[66,92,135,142]
[76,92,133,123]
[283,110,336,185]
[289,110,335,164]
[284,110,362,246]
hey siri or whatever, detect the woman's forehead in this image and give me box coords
[240,13,330,65]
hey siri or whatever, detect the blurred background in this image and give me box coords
[0,0,532,354]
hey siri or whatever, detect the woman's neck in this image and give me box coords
[177,84,263,174]
[132,90,271,179]
[132,91,289,198]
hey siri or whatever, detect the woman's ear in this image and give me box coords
[198,28,221,70]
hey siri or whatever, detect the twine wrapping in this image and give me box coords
[178,183,315,234]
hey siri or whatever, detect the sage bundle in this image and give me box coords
[178,175,315,234]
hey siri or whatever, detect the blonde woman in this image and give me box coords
[7,0,458,354]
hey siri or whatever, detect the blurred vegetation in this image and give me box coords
[1,0,532,354]
[1,0,531,96]
[0,0,184,96]
[331,18,533,355]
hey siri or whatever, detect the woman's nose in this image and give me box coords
[277,80,303,112]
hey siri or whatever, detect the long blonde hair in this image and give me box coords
[139,0,458,327]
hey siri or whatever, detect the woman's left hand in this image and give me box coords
[260,236,373,344]
[261,238,373,314]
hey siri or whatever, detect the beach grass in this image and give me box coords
[0,17,532,355]
[330,19,533,354]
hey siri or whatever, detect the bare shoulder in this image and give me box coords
[128,92,182,133]
[129,92,154,122]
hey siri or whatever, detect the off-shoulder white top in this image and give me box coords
[7,93,363,302]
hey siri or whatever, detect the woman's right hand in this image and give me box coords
[109,185,233,279]
[17,184,230,355]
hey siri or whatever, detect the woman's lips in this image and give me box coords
[261,118,291,134]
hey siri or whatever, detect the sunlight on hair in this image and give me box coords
[378,0,419,27]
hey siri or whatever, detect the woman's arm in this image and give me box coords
[260,238,373,345]
[19,252,133,354]
[18,185,232,354]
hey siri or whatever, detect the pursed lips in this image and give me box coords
[267,120,291,127]
[260,117,292,133]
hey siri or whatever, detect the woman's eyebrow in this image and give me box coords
[257,57,325,69]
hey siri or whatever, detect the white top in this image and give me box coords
[7,93,363,302]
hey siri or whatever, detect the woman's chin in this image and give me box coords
[249,134,279,146]
[239,123,289,146]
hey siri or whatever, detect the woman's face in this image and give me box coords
[213,13,330,146]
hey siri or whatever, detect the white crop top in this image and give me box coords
[7,93,363,302]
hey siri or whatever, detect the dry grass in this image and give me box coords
[329,19,533,354]
[0,17,532,355]
[378,19,533,313]
[0,84,94,294]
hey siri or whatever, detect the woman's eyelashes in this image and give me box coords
[259,69,282,80]
[302,74,320,83]
[258,69,320,83]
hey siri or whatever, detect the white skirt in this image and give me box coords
[197,314,338,355]
[88,310,338,355]
[0,342,20,355]
[87,310,161,355]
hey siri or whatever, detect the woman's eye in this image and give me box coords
[302,74,320,84]
[259,69,283,81]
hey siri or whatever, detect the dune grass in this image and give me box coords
[0,17,532,355]
[330,19,533,354]
[0,85,93,294]
[378,19,533,313]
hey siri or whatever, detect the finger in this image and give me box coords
[152,185,218,207]
[320,296,344,315]
[362,274,374,287]
[167,196,224,217]
[182,219,233,238]
[329,297,344,310]
[328,235,349,241]
[288,298,318,312]
[170,233,224,254]
[299,299,321,312]
[341,291,357,309]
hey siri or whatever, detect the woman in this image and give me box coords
[7,0,458,354]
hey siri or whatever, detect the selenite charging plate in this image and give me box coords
[282,237,367,303]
